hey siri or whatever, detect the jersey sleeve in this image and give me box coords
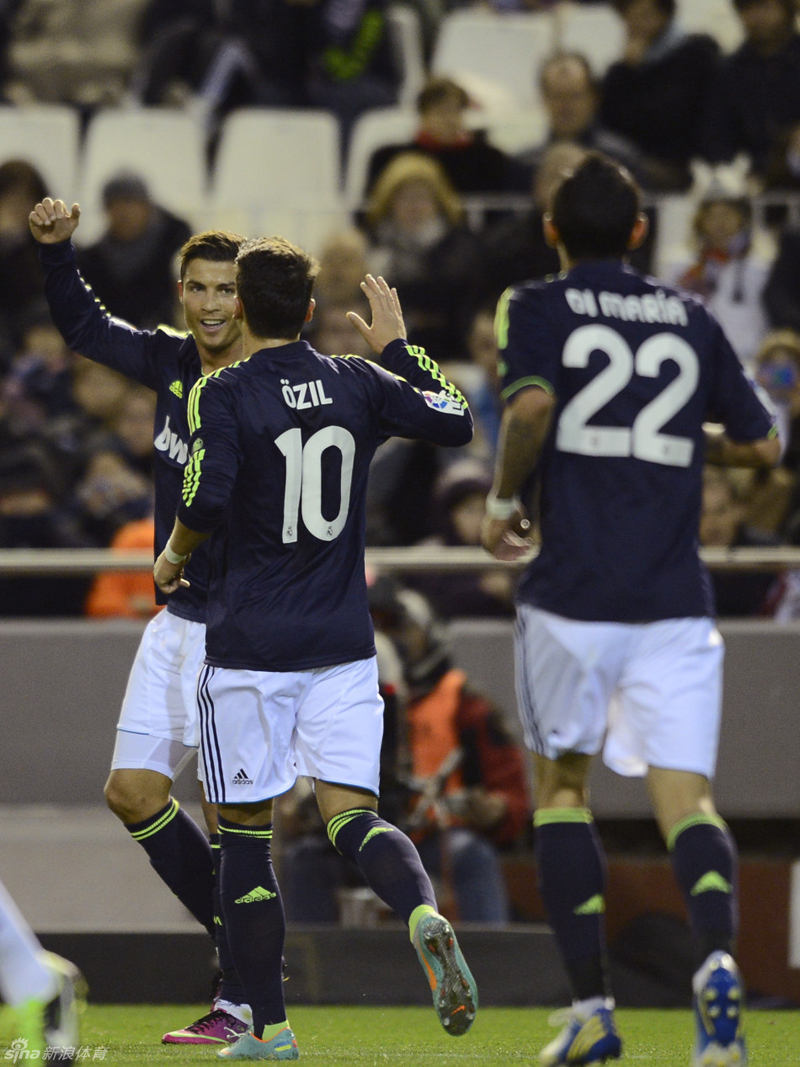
[177,372,243,533]
[38,240,172,390]
[496,284,559,402]
[366,342,473,447]
[706,317,778,442]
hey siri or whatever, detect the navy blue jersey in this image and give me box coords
[498,261,776,622]
[40,240,211,622]
[176,339,473,671]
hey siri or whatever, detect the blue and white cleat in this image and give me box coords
[692,951,746,1066]
[218,1028,298,1060]
[539,998,622,1065]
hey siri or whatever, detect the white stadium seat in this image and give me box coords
[675,0,745,54]
[211,109,346,253]
[78,108,207,243]
[555,2,626,77]
[470,108,549,156]
[387,5,427,107]
[432,11,557,111]
[344,107,418,209]
[0,105,81,203]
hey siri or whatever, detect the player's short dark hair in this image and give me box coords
[613,0,675,16]
[235,236,319,340]
[550,152,642,260]
[179,230,245,280]
[416,76,469,115]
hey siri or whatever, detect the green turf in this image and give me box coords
[3,1004,799,1066]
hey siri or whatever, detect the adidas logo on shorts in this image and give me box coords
[232,768,253,786]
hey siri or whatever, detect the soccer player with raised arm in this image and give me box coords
[29,199,252,1044]
[154,243,478,1061]
[481,154,779,1067]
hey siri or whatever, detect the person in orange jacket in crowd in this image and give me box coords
[85,515,160,618]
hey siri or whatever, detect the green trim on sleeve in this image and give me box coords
[500,375,555,401]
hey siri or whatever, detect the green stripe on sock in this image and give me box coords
[219,824,273,839]
[574,893,605,915]
[667,813,728,852]
[129,798,180,841]
[533,807,593,828]
[326,808,375,848]
[690,871,732,896]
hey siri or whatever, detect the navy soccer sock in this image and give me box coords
[668,813,737,964]
[209,832,247,1008]
[218,816,286,1038]
[534,808,611,1002]
[327,808,437,923]
[126,798,215,936]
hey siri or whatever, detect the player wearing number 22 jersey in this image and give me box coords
[498,262,776,623]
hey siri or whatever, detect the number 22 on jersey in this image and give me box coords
[557,324,699,468]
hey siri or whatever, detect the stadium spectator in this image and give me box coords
[517,53,645,186]
[666,169,772,371]
[107,384,157,480]
[408,461,517,619]
[482,152,777,1066]
[0,444,90,616]
[363,152,482,361]
[70,447,152,548]
[700,0,800,179]
[314,228,370,309]
[441,303,504,460]
[700,465,780,616]
[153,257,477,1056]
[2,303,77,432]
[755,329,800,473]
[76,174,191,331]
[0,160,47,361]
[308,303,372,358]
[282,581,530,924]
[763,222,800,335]
[85,514,160,619]
[601,0,719,191]
[365,76,530,198]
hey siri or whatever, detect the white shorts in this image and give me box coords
[110,608,207,780]
[197,656,384,805]
[515,605,725,779]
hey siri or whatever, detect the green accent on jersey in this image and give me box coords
[667,813,728,852]
[326,808,375,850]
[690,871,732,896]
[169,380,183,399]
[533,807,593,828]
[768,424,779,439]
[359,826,395,851]
[323,11,384,82]
[574,893,605,916]
[500,375,555,401]
[235,886,277,904]
[182,447,206,507]
[129,798,180,841]
[219,823,273,839]
[214,915,223,926]
[495,287,513,350]
[405,344,467,405]
[157,324,190,340]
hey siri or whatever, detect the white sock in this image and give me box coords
[0,880,57,1006]
[572,995,614,1021]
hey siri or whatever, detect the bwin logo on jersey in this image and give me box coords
[422,391,465,416]
[154,415,189,464]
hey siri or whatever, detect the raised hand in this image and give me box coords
[347,274,407,355]
[29,198,81,244]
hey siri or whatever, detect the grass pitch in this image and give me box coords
[3,1004,798,1066]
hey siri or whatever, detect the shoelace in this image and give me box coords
[187,1010,234,1032]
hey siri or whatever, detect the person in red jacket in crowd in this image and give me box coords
[281,578,531,924]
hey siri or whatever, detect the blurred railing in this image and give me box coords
[2,545,800,575]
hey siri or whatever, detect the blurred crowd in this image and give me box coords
[2,0,800,620]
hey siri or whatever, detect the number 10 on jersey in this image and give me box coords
[276,426,355,543]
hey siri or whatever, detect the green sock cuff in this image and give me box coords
[667,813,728,852]
[326,808,376,850]
[533,807,593,828]
[259,1020,290,1041]
[408,904,437,942]
[128,797,179,841]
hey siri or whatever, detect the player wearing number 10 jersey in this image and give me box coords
[482,154,778,1067]
[154,245,477,1060]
